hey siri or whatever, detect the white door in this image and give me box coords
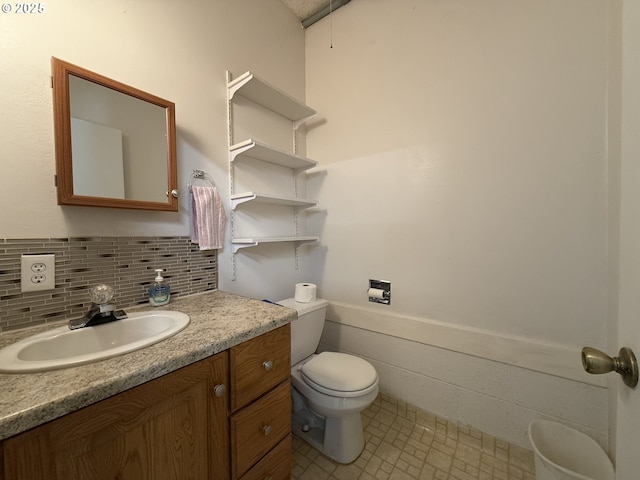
[612,2,640,477]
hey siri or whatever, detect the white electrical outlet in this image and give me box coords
[21,254,56,292]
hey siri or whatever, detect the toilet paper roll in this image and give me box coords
[367,288,387,299]
[295,283,317,303]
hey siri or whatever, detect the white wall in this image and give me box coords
[0,0,310,301]
[306,0,612,448]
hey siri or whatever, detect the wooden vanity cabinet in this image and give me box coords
[230,324,292,480]
[0,324,293,480]
[1,351,230,480]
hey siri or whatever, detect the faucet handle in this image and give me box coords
[89,284,114,305]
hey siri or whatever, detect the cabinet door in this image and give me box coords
[2,353,229,480]
[209,352,230,479]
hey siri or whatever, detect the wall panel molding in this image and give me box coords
[327,301,605,387]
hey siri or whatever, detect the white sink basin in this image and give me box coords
[0,311,190,373]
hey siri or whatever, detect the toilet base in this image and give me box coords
[291,397,366,464]
[292,408,325,453]
[323,413,366,464]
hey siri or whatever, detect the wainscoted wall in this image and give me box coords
[306,0,612,454]
[318,302,609,451]
[0,237,217,332]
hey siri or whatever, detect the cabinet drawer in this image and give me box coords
[238,434,291,480]
[230,324,290,411]
[231,381,291,479]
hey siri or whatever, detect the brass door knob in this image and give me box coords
[581,346,638,388]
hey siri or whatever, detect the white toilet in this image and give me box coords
[277,297,379,464]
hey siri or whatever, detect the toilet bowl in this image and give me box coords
[277,297,379,464]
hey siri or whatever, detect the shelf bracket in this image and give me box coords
[230,194,257,211]
[227,75,251,102]
[229,141,255,163]
[293,114,317,131]
[232,242,259,254]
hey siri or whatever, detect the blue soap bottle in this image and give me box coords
[149,269,171,307]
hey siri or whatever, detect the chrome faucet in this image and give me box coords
[69,284,127,330]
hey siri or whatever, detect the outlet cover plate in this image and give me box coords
[21,254,55,292]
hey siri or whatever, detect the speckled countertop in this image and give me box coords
[0,290,296,441]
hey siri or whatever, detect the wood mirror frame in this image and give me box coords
[51,57,178,211]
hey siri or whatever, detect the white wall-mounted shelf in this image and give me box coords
[231,192,317,210]
[231,236,319,254]
[230,139,317,172]
[228,71,316,123]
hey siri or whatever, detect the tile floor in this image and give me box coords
[291,393,536,480]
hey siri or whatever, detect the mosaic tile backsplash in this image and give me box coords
[0,237,217,332]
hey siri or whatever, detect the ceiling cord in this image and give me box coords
[330,0,333,48]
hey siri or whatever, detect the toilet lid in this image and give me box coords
[301,352,377,392]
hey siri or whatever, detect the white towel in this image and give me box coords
[190,186,226,250]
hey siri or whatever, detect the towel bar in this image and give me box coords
[188,169,216,191]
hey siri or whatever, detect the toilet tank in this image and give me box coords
[277,298,328,365]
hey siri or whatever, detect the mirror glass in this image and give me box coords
[52,57,178,211]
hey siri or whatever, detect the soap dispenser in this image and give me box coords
[149,269,171,307]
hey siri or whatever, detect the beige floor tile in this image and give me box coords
[509,444,535,474]
[455,442,482,467]
[388,467,416,480]
[450,466,477,480]
[334,463,365,480]
[376,441,403,464]
[291,393,535,480]
[300,463,332,480]
[315,455,338,474]
[364,455,383,475]
[425,448,453,472]
[359,473,377,480]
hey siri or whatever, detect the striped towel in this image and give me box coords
[190,186,226,250]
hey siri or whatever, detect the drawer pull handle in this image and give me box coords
[263,360,273,371]
[213,384,226,397]
[263,425,272,436]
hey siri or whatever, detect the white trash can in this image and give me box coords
[528,420,614,480]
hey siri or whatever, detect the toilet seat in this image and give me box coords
[301,352,378,398]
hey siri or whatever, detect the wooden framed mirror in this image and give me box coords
[51,57,178,211]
